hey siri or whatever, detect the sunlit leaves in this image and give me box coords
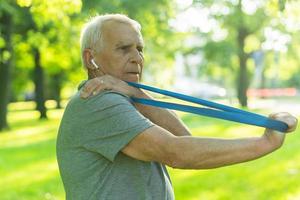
[17,0,32,7]
[244,35,260,54]
[0,36,5,48]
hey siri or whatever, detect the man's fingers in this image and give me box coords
[93,83,109,96]
[286,117,298,132]
[81,78,114,98]
[269,113,276,119]
[80,81,98,98]
[80,75,128,99]
[269,112,289,119]
[270,112,298,133]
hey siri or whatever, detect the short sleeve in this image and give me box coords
[81,91,153,162]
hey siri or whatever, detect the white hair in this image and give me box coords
[80,14,141,66]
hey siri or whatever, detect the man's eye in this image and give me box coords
[120,46,130,50]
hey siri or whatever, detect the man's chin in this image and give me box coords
[126,78,139,83]
[125,74,140,83]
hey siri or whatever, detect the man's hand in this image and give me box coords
[262,112,298,150]
[80,75,143,98]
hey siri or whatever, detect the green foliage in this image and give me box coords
[175,0,300,106]
[1,0,299,119]
[5,0,180,101]
[6,0,299,102]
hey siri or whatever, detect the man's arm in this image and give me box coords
[80,76,190,136]
[80,77,298,169]
[122,112,297,169]
[131,89,191,136]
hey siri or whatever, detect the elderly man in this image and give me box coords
[56,14,298,200]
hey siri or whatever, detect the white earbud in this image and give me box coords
[91,59,100,69]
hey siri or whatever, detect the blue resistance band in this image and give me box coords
[126,81,288,132]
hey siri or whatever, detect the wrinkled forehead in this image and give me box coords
[101,20,144,47]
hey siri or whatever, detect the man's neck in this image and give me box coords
[87,69,105,80]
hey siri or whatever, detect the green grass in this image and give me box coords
[170,113,300,200]
[1,101,299,200]
[1,102,64,200]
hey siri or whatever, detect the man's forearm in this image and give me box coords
[132,90,191,136]
[170,134,276,169]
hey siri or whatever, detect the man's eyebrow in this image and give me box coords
[115,41,144,48]
[115,42,124,47]
[115,42,131,48]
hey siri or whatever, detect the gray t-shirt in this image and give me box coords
[56,86,174,200]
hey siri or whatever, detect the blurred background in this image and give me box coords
[0,0,299,199]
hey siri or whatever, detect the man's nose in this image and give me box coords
[130,49,144,65]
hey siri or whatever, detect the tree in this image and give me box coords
[0,0,83,129]
[15,0,82,117]
[0,1,16,130]
[16,5,48,119]
[179,0,293,107]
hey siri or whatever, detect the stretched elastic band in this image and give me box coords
[126,81,288,132]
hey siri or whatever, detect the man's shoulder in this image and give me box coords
[62,90,133,119]
[98,90,131,101]
[76,80,131,105]
[87,90,132,107]
[69,90,131,106]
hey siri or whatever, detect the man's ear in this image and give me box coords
[83,49,94,70]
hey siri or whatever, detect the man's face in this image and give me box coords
[95,20,144,82]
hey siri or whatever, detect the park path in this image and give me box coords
[248,98,300,116]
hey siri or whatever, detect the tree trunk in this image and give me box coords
[33,48,47,119]
[52,73,62,109]
[237,27,249,107]
[259,67,267,99]
[0,10,13,131]
[235,0,250,107]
